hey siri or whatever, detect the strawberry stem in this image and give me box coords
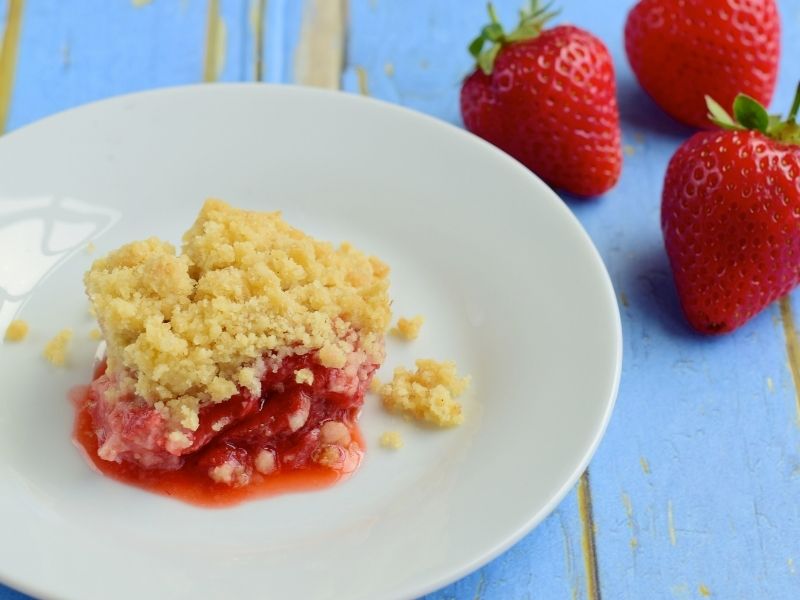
[468,0,559,76]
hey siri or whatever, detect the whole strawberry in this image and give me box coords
[460,2,621,197]
[662,86,800,333]
[625,0,780,129]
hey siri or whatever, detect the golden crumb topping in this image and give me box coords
[380,359,470,427]
[85,199,391,430]
[379,431,404,449]
[294,368,314,385]
[4,319,29,342]
[390,315,424,340]
[43,329,73,366]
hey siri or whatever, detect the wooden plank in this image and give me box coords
[3,0,248,133]
[341,0,800,598]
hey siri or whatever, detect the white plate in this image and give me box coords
[0,85,621,600]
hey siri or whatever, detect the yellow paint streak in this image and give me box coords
[577,471,601,600]
[698,583,711,596]
[354,65,369,96]
[249,0,266,81]
[668,500,677,546]
[293,0,347,89]
[639,456,651,474]
[779,297,800,425]
[767,376,775,392]
[0,0,24,134]
[621,492,638,552]
[131,0,153,7]
[384,62,394,77]
[203,0,227,82]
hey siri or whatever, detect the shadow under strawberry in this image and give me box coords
[616,75,695,142]
[625,242,706,340]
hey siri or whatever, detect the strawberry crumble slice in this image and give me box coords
[81,199,390,496]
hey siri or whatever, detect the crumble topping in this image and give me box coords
[85,199,391,431]
[4,319,29,342]
[379,431,403,449]
[89,328,103,341]
[380,359,470,427]
[43,329,73,366]
[391,315,424,340]
[294,368,314,385]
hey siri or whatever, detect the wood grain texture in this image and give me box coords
[0,0,23,133]
[780,297,800,424]
[3,0,250,132]
[293,0,346,89]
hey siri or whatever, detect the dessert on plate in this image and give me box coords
[78,199,391,505]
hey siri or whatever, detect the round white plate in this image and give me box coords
[0,85,621,600]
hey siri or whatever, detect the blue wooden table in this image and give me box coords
[1,1,799,598]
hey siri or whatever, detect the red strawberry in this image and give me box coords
[625,0,780,129]
[662,86,800,333]
[460,2,622,197]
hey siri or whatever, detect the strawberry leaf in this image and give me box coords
[468,35,486,58]
[478,43,502,75]
[705,95,741,131]
[733,94,769,133]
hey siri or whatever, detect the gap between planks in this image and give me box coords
[779,297,800,424]
[249,0,266,82]
[578,470,602,600]
[0,0,24,134]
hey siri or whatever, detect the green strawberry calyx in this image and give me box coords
[468,1,559,76]
[705,82,800,145]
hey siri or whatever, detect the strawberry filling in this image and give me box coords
[76,347,378,506]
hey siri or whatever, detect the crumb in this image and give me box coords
[390,315,424,340]
[84,199,390,430]
[380,359,470,427]
[86,241,96,254]
[43,329,73,366]
[254,449,276,474]
[294,368,314,385]
[623,144,636,156]
[89,328,102,341]
[369,376,382,393]
[4,319,29,342]
[379,431,403,449]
